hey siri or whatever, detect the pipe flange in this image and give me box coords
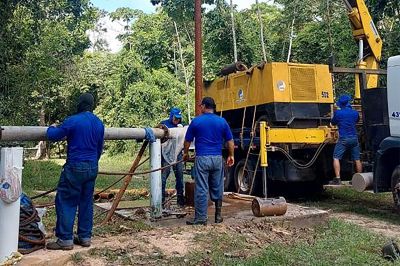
[157,124,169,143]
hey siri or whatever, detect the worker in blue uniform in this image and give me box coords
[330,94,362,185]
[160,107,185,207]
[183,97,234,225]
[46,93,104,250]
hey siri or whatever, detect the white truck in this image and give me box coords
[369,55,400,208]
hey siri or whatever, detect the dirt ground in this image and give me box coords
[19,190,400,266]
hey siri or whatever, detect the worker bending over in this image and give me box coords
[331,94,362,185]
[160,107,185,207]
[46,93,104,250]
[183,97,234,225]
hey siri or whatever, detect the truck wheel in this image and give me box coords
[234,159,255,194]
[391,165,400,211]
[223,161,235,192]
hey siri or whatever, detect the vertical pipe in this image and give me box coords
[194,0,202,116]
[355,38,364,99]
[230,0,238,63]
[256,0,267,62]
[358,39,364,61]
[287,17,295,63]
[262,167,268,198]
[150,139,162,219]
[0,147,23,264]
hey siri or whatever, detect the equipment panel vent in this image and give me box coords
[290,67,317,101]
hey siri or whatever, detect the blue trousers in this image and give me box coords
[55,161,98,245]
[194,156,224,221]
[161,153,184,203]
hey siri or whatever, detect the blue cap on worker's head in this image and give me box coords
[170,107,182,120]
[337,94,352,108]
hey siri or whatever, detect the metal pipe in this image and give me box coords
[342,0,353,12]
[194,0,202,116]
[150,139,162,219]
[0,126,166,142]
[251,197,287,217]
[230,0,238,63]
[0,147,23,264]
[358,39,364,61]
[352,172,373,192]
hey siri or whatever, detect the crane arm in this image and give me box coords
[343,0,382,93]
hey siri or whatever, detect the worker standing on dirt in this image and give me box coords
[46,93,104,250]
[160,107,185,208]
[183,97,234,225]
[330,94,362,185]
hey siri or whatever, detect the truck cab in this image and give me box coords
[372,56,400,208]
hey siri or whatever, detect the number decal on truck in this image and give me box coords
[321,91,329,98]
[392,111,400,118]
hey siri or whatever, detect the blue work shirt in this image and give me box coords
[331,107,359,138]
[185,113,233,156]
[160,119,180,128]
[47,112,105,163]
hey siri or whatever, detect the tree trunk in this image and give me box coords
[36,107,48,159]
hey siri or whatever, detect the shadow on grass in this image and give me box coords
[299,187,400,225]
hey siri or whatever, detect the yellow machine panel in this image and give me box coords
[203,62,333,112]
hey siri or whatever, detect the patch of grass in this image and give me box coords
[23,160,62,195]
[92,217,153,237]
[88,247,138,265]
[302,187,400,225]
[246,219,391,266]
[70,252,84,264]
[172,219,392,266]
[171,230,250,265]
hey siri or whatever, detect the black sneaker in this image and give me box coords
[46,241,73,250]
[73,236,91,247]
[329,178,342,185]
[186,219,207,226]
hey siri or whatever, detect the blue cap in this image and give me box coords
[337,94,352,108]
[170,107,182,119]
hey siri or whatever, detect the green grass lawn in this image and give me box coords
[22,153,190,197]
[301,187,400,226]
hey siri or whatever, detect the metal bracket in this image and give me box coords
[157,124,169,143]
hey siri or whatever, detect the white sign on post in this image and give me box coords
[0,147,23,264]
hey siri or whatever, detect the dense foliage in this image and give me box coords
[0,0,399,151]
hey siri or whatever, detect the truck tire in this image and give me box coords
[223,161,235,192]
[234,159,255,194]
[391,165,400,211]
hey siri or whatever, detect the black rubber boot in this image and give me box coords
[186,219,207,226]
[215,200,223,223]
[177,195,185,208]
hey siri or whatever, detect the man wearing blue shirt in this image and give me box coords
[330,94,362,185]
[160,107,185,207]
[183,97,234,225]
[46,93,104,250]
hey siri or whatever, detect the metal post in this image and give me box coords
[150,139,162,219]
[194,0,203,116]
[0,147,23,264]
[262,167,268,198]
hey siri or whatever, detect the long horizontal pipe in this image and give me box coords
[0,126,185,142]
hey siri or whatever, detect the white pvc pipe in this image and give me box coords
[0,147,23,264]
[352,172,373,192]
[0,126,166,141]
[150,139,162,219]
